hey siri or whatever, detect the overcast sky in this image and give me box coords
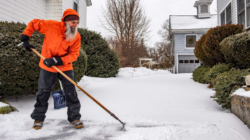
[86,0,217,47]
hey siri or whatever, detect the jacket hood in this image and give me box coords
[61,9,80,22]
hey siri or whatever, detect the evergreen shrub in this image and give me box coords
[194,34,210,65]
[201,24,243,67]
[220,32,250,69]
[192,65,210,84]
[204,63,231,84]
[0,21,87,97]
[78,28,120,77]
[211,69,248,109]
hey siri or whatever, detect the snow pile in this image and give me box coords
[233,88,250,98]
[0,102,9,108]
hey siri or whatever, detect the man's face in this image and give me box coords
[65,20,79,41]
[67,20,79,33]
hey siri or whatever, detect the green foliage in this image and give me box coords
[204,63,231,84]
[78,28,120,77]
[0,21,87,97]
[197,24,243,67]
[220,32,250,69]
[211,69,248,109]
[192,65,210,84]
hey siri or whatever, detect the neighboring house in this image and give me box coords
[0,0,92,28]
[217,0,250,29]
[169,0,217,73]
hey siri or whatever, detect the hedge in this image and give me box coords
[78,28,120,77]
[192,65,210,84]
[220,32,250,69]
[0,21,87,96]
[211,69,248,109]
[199,24,243,67]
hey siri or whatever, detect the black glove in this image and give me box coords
[21,34,35,52]
[43,57,63,68]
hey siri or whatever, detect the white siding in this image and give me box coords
[0,0,88,28]
[217,0,237,25]
[0,0,46,24]
[46,0,62,21]
[79,0,87,28]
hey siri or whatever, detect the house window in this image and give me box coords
[186,35,196,48]
[179,60,183,63]
[74,2,78,12]
[226,4,232,24]
[195,60,200,63]
[238,0,245,28]
[247,0,250,27]
[201,5,208,13]
[184,60,189,63]
[221,11,226,25]
[190,60,194,63]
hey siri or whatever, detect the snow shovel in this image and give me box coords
[18,42,126,131]
[51,80,66,109]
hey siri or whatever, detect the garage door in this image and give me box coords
[178,55,200,73]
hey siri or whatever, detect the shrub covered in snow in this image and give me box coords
[78,28,120,77]
[0,21,87,96]
[220,32,250,69]
[194,24,243,67]
[192,65,210,84]
[211,69,248,109]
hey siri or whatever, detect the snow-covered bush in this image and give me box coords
[220,32,250,69]
[78,28,120,77]
[211,69,248,109]
[192,65,210,84]
[0,21,87,96]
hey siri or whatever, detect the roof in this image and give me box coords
[170,14,217,30]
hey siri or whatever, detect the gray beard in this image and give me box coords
[65,22,77,41]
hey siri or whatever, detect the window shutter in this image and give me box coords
[186,35,196,48]
[201,5,208,13]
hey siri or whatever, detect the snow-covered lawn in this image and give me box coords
[1,67,250,140]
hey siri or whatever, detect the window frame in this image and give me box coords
[220,3,232,26]
[237,0,246,28]
[221,11,226,25]
[226,4,232,24]
[247,0,250,28]
[185,34,197,49]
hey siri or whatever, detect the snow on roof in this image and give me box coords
[170,14,217,30]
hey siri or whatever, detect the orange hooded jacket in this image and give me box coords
[22,9,81,73]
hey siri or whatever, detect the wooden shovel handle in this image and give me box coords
[31,48,111,113]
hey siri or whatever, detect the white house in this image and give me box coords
[217,0,250,29]
[169,0,217,73]
[0,0,92,28]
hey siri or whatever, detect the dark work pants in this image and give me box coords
[31,69,81,122]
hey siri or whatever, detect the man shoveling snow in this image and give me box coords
[20,9,83,130]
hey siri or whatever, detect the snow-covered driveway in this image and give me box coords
[1,67,250,140]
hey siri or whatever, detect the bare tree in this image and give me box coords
[157,19,170,44]
[154,19,174,68]
[102,0,151,67]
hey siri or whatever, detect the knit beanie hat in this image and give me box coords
[64,15,79,21]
